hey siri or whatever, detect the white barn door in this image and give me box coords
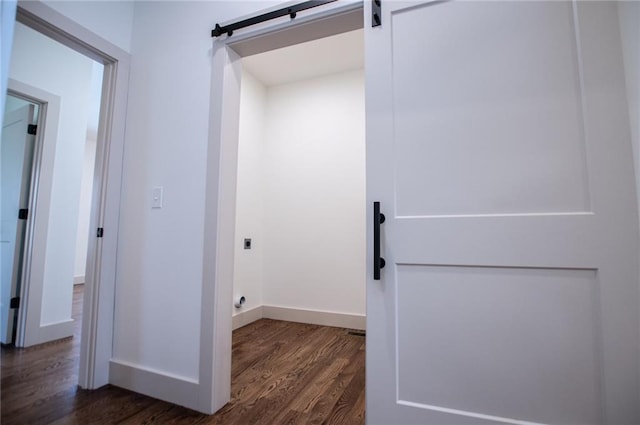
[365,1,640,424]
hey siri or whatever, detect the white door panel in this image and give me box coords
[393,215,597,267]
[397,266,600,424]
[1,105,35,344]
[392,1,589,217]
[366,1,639,424]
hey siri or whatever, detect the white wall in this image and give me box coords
[73,61,103,282]
[1,0,17,120]
[233,68,365,321]
[618,1,640,349]
[73,137,96,282]
[9,22,94,326]
[262,69,366,315]
[619,2,640,216]
[111,0,280,382]
[233,70,266,316]
[42,0,134,53]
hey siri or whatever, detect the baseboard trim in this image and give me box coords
[232,305,263,330]
[109,360,200,411]
[231,305,366,331]
[36,319,74,345]
[73,275,85,285]
[262,305,365,330]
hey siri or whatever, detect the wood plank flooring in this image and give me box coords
[1,286,365,424]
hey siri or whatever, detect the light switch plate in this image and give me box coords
[152,186,163,209]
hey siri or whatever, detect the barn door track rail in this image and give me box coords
[211,0,337,38]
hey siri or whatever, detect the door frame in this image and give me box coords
[12,1,130,390]
[202,0,364,414]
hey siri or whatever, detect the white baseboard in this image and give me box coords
[36,319,74,344]
[73,275,85,285]
[262,305,366,330]
[232,305,263,330]
[231,304,366,331]
[109,359,200,411]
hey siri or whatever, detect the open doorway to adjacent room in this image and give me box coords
[1,13,110,420]
[1,21,103,349]
[219,14,367,422]
[231,29,366,333]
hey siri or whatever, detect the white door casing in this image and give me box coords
[1,104,35,344]
[366,1,639,424]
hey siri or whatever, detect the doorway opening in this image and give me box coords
[231,29,366,331]
[202,1,365,416]
[0,23,104,420]
[0,1,131,392]
[1,22,104,352]
[223,29,367,422]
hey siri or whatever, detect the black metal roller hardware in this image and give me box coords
[212,0,337,38]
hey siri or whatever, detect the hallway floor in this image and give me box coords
[1,286,365,424]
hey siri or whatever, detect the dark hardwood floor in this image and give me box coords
[1,286,365,424]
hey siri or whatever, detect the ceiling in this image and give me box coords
[241,29,364,87]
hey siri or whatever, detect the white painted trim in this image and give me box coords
[109,360,200,411]
[232,304,366,331]
[232,306,263,330]
[200,41,242,415]
[263,305,366,330]
[226,2,363,57]
[204,3,366,414]
[73,276,85,285]
[38,319,74,342]
[15,1,130,390]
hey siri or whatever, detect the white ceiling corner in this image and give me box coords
[241,28,364,87]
